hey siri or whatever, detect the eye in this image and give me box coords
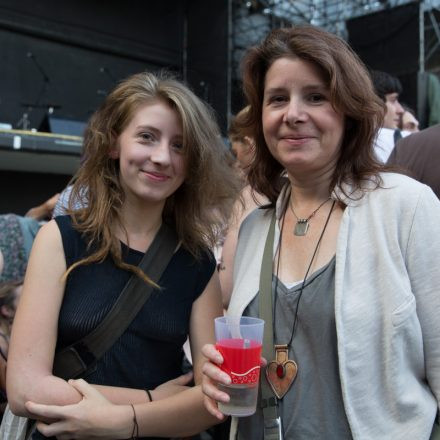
[268,95,288,104]
[308,93,326,104]
[139,132,155,143]
[172,141,184,152]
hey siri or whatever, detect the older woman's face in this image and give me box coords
[262,57,344,179]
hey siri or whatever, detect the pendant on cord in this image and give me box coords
[265,344,298,399]
[294,219,309,236]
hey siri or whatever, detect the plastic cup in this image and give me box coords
[214,316,264,417]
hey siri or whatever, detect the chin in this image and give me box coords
[131,189,169,204]
[282,155,311,167]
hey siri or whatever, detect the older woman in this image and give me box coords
[202,26,440,440]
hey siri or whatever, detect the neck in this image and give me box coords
[287,168,334,207]
[117,196,164,249]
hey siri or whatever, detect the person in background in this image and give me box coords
[24,193,60,221]
[370,70,405,162]
[219,107,268,308]
[52,184,88,218]
[7,71,239,440]
[0,279,23,417]
[228,106,255,176]
[388,123,440,199]
[201,26,440,440]
[0,194,59,283]
[400,104,420,133]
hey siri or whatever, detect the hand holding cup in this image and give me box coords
[212,316,264,417]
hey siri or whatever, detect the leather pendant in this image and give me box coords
[265,344,297,399]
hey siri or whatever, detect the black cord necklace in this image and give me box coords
[275,199,336,347]
[264,199,336,399]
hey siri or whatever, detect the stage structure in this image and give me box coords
[229,0,440,128]
[0,0,229,214]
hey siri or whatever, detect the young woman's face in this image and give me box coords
[113,100,186,207]
[262,57,345,179]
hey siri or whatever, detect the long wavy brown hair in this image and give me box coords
[240,25,386,204]
[66,71,240,282]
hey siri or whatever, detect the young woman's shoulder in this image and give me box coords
[178,246,216,272]
[35,218,62,240]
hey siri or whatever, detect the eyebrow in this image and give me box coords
[264,84,328,95]
[135,125,183,138]
[135,125,158,132]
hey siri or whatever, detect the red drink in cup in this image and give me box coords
[214,317,264,416]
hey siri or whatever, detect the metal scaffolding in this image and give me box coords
[231,0,440,79]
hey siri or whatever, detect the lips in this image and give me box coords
[141,170,170,182]
[280,134,315,145]
[282,136,311,140]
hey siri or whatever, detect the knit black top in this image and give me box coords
[33,215,215,440]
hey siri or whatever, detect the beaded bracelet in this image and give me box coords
[145,389,153,402]
[130,404,139,439]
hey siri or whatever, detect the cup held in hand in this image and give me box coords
[214,316,264,417]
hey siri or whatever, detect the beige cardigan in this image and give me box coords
[227,173,440,440]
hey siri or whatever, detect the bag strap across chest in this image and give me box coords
[53,222,178,379]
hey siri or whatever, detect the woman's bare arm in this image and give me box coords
[25,271,224,438]
[7,220,83,416]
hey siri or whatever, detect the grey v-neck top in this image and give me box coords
[238,256,352,439]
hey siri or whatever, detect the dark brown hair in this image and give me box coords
[240,25,386,203]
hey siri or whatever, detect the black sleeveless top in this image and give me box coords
[33,215,215,440]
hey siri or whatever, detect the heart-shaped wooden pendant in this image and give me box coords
[265,344,297,399]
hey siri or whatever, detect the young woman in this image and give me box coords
[7,71,239,439]
[202,26,440,439]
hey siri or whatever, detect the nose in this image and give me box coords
[283,97,306,125]
[395,101,404,115]
[150,141,171,166]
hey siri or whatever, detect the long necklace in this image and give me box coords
[265,199,336,400]
[290,196,331,236]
